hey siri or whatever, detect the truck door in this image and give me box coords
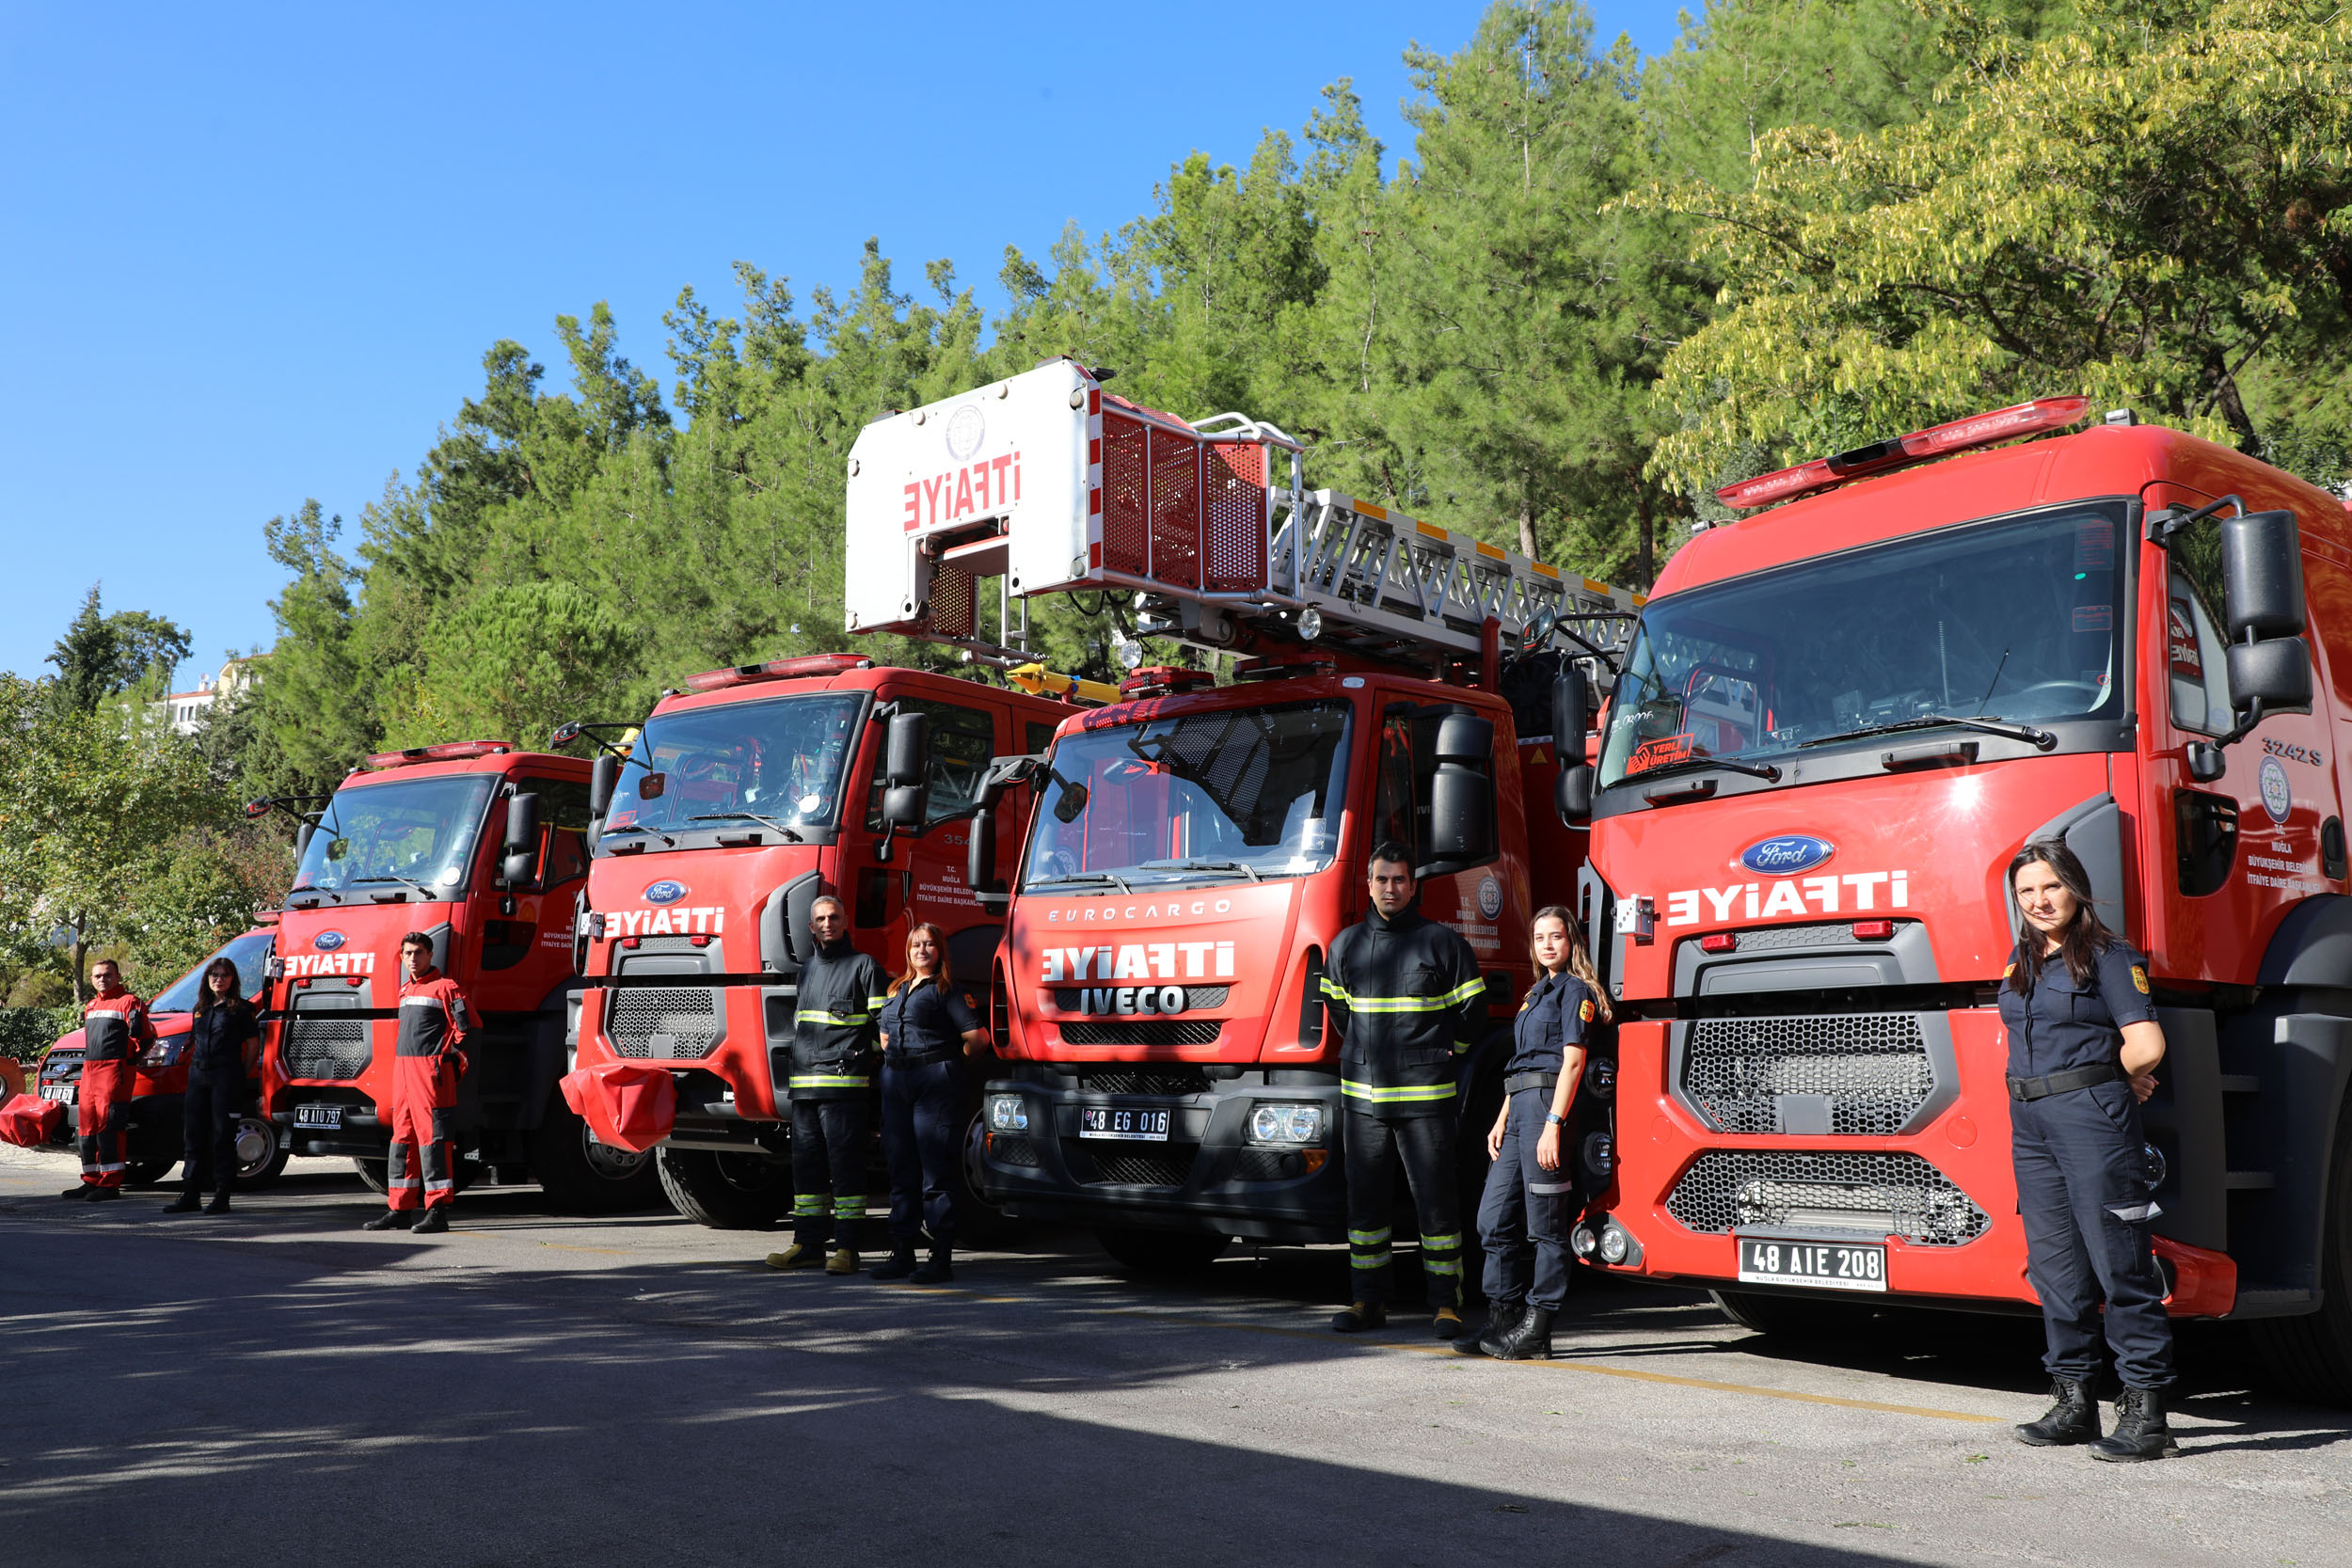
[855,695,1002,952]
[2153,511,2342,979]
[1371,700,1518,970]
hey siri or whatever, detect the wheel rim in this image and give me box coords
[580,1124,651,1181]
[232,1117,278,1179]
[961,1112,1005,1218]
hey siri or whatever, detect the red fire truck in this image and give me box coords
[253,741,652,1211]
[1557,399,2352,1400]
[841,358,1636,1271]
[561,656,1073,1227]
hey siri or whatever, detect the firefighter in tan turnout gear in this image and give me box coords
[366,933,472,1234]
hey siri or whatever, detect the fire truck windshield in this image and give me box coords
[602,692,862,844]
[293,774,498,898]
[1598,503,2128,788]
[1022,701,1353,889]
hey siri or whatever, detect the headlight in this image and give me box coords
[2142,1140,2168,1191]
[1584,1059,1614,1099]
[1582,1131,1614,1178]
[986,1095,1028,1132]
[1247,1102,1324,1144]
[1597,1225,1630,1265]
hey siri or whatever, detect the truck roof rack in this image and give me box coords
[844,357,1640,673]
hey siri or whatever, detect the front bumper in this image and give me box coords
[977,1065,1347,1244]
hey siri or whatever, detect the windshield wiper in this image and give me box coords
[1029,871,1134,893]
[1797,714,2055,752]
[349,874,440,899]
[1137,858,1263,883]
[1625,753,1783,785]
[688,812,806,843]
[600,821,676,847]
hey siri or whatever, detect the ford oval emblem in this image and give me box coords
[314,930,346,951]
[643,880,689,905]
[1738,835,1836,876]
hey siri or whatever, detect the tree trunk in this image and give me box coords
[1632,476,1657,590]
[1518,498,1539,562]
[70,927,87,1005]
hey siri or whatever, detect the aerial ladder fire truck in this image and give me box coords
[842,356,1635,1271]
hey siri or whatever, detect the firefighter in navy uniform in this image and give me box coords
[365,933,471,1235]
[1322,840,1488,1338]
[873,921,990,1284]
[767,895,888,1276]
[1462,905,1608,1360]
[2000,841,2179,1463]
[67,958,157,1201]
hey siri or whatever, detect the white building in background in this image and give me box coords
[154,657,261,735]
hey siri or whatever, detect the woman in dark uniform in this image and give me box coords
[2001,840,2178,1461]
[167,958,258,1215]
[1459,904,1609,1360]
[873,923,988,1284]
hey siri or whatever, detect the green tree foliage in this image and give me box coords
[45,586,193,717]
[1640,0,2352,499]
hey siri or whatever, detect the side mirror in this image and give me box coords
[1427,714,1497,864]
[1557,767,1594,822]
[243,800,271,820]
[1550,669,1596,825]
[968,806,999,895]
[2228,638,2312,713]
[883,710,930,829]
[549,720,583,748]
[589,753,618,818]
[2221,510,2307,641]
[501,792,541,885]
[294,822,316,861]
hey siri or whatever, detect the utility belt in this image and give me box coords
[1504,1069,1560,1097]
[884,1047,960,1070]
[2007,1061,2125,1102]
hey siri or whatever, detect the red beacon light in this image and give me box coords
[1716,397,2092,511]
[362,739,515,769]
[681,653,873,693]
[1118,666,1217,700]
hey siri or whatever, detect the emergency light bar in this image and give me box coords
[680,653,873,693]
[362,740,515,768]
[1716,398,2092,511]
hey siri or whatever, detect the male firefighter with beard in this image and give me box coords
[767,895,887,1275]
[1322,841,1488,1338]
[66,958,157,1201]
[365,932,471,1234]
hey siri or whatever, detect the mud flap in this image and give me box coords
[558,1061,676,1153]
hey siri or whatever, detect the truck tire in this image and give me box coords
[1709,1289,1887,1339]
[1097,1227,1227,1275]
[2249,1099,2352,1404]
[957,1104,1011,1247]
[529,1096,660,1214]
[232,1114,291,1189]
[656,1148,794,1229]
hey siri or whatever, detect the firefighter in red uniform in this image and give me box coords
[365,933,471,1235]
[66,958,157,1202]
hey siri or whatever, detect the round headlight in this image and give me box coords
[1585,1059,1615,1099]
[1570,1225,1598,1258]
[1250,1105,1289,1143]
[1598,1226,1630,1264]
[2142,1140,2168,1191]
[1296,607,1323,642]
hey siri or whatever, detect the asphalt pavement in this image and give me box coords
[3,1141,2347,1568]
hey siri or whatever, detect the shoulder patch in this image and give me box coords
[1578,997,1596,1023]
[962,993,977,1009]
[2131,964,2150,994]
[2003,962,2015,977]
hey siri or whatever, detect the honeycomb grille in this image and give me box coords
[1666,1149,1990,1246]
[1060,1021,1221,1047]
[607,987,723,1059]
[1086,1149,1195,1187]
[282,1006,370,1081]
[1078,1067,1211,1096]
[1682,1012,1933,1135]
[989,1134,1041,1168]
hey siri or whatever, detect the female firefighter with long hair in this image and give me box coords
[2001,839,2178,1462]
[1460,904,1609,1360]
[873,922,987,1283]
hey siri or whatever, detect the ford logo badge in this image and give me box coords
[1738,835,1836,876]
[314,930,347,951]
[644,880,689,905]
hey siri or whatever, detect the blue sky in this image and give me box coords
[0,1,1687,689]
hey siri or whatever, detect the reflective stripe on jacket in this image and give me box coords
[82,991,156,1062]
[395,970,472,1057]
[790,942,888,1098]
[1323,907,1486,1118]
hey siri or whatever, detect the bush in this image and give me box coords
[0,1006,78,1064]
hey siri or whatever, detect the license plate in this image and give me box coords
[294,1104,343,1131]
[1736,1236,1887,1292]
[40,1085,72,1102]
[1079,1106,1170,1142]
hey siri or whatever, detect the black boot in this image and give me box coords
[2089,1386,2180,1462]
[61,1184,90,1200]
[910,1245,954,1284]
[1461,1299,1524,1356]
[205,1190,232,1215]
[363,1210,413,1231]
[411,1209,450,1235]
[164,1186,202,1214]
[870,1245,918,1280]
[1493,1305,1555,1360]
[2014,1377,2101,1447]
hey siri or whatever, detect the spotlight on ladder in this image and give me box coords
[1296,608,1323,642]
[1114,635,1146,671]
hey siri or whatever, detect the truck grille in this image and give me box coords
[1681,1012,1934,1135]
[606,988,723,1059]
[1079,1067,1211,1096]
[282,1001,370,1081]
[1060,1021,1222,1047]
[1084,1149,1196,1187]
[989,1134,1041,1167]
[1666,1149,1990,1246]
